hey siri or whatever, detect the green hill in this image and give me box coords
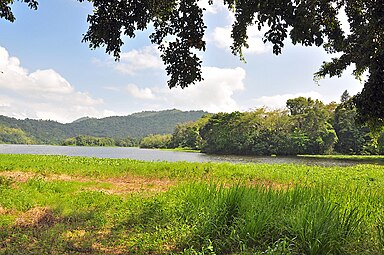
[0,109,207,144]
[0,125,35,144]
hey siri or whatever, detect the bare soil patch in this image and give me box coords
[0,171,176,194]
[14,207,58,228]
[0,171,36,183]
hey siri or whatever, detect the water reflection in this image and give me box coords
[0,144,379,167]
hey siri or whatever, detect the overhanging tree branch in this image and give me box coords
[1,0,383,124]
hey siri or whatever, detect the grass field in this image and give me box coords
[0,154,384,254]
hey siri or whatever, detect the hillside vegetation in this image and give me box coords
[0,109,207,145]
[0,126,35,144]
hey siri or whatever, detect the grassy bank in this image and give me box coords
[0,154,384,254]
[299,154,384,164]
[158,147,200,153]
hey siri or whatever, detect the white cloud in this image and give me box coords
[212,26,232,49]
[249,92,326,110]
[156,66,246,113]
[244,26,272,54]
[206,4,272,56]
[338,7,351,35]
[126,84,156,100]
[198,0,226,14]
[0,46,112,123]
[29,69,74,94]
[113,46,164,75]
[211,25,271,55]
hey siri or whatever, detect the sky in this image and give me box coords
[0,0,365,123]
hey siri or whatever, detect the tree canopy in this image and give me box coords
[2,0,383,124]
[150,94,380,155]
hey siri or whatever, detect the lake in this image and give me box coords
[0,144,373,167]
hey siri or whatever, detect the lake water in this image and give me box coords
[0,144,373,167]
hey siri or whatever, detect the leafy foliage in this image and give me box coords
[287,97,338,154]
[78,0,206,89]
[198,102,338,155]
[2,0,383,124]
[170,116,210,150]
[378,133,384,155]
[0,0,38,22]
[135,95,384,155]
[139,134,172,149]
[63,135,116,147]
[334,96,371,154]
[200,111,253,154]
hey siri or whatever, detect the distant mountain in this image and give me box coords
[0,109,208,144]
[71,116,92,123]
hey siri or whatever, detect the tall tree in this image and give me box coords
[171,115,210,150]
[378,131,384,155]
[2,0,383,124]
[199,109,297,155]
[287,97,337,154]
[334,98,371,154]
[199,111,249,154]
[340,90,351,104]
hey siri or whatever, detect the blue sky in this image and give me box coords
[0,0,364,123]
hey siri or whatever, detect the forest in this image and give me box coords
[0,109,206,145]
[141,91,384,155]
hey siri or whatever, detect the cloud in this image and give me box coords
[211,26,232,49]
[113,46,164,75]
[0,46,112,123]
[125,84,156,100]
[211,25,271,55]
[206,5,272,55]
[338,7,351,35]
[249,92,326,110]
[156,66,246,113]
[198,0,226,14]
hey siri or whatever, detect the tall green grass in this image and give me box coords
[169,183,365,254]
[0,180,382,254]
[1,154,384,254]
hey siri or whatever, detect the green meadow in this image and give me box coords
[0,154,384,254]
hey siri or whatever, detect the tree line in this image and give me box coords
[140,91,384,155]
[0,129,139,147]
[62,135,138,147]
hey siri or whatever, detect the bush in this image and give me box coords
[139,134,172,149]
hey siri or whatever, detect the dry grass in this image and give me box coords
[0,171,36,183]
[248,178,293,190]
[92,242,128,255]
[0,171,292,195]
[100,176,176,194]
[0,206,16,216]
[0,170,176,194]
[14,207,58,228]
